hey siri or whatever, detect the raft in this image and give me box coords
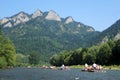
[82,69,94,72]
[82,69,105,72]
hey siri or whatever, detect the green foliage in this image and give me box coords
[16,53,29,65]
[93,19,120,44]
[112,39,120,64]
[0,28,16,68]
[0,28,2,40]
[96,43,112,65]
[28,52,40,65]
[107,40,115,49]
[0,56,7,68]
[2,37,16,66]
[83,55,93,64]
[0,27,2,55]
[50,39,120,66]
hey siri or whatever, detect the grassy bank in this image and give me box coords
[103,65,120,70]
[69,65,84,69]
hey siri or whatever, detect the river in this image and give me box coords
[0,67,120,80]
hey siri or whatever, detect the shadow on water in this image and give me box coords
[0,67,120,80]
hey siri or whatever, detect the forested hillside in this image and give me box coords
[50,19,120,66]
[1,10,99,63]
[93,19,120,44]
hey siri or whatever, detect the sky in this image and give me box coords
[1,0,120,31]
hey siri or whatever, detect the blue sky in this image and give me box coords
[1,0,120,31]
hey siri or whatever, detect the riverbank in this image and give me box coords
[103,65,120,70]
[69,65,120,70]
[0,64,120,70]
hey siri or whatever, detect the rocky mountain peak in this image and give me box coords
[86,27,95,32]
[1,12,30,28]
[32,9,43,18]
[1,17,9,24]
[12,12,30,25]
[45,10,61,21]
[65,16,74,24]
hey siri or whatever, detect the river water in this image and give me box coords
[0,67,120,80]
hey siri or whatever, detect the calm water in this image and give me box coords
[0,67,120,80]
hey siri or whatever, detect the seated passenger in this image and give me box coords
[93,63,97,69]
[88,66,94,71]
[84,63,88,70]
[61,64,65,70]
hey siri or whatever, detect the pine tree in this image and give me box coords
[0,20,16,68]
[2,37,16,66]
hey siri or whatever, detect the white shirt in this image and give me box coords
[93,63,96,67]
[85,63,88,67]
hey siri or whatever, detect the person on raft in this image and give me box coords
[84,63,88,70]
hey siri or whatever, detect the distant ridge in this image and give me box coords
[92,19,120,44]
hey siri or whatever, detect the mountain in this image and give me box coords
[65,16,74,24]
[93,19,120,44]
[32,9,43,18]
[1,12,30,28]
[45,10,61,21]
[0,9,99,63]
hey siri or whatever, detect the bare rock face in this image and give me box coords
[32,9,43,18]
[1,12,30,27]
[87,27,94,32]
[12,12,30,25]
[77,24,81,27]
[101,36,109,44]
[114,32,120,40]
[65,16,74,24]
[4,22,12,28]
[45,10,61,21]
[1,18,9,24]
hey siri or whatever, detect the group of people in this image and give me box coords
[84,63,103,71]
[41,64,69,70]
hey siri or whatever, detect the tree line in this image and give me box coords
[0,28,16,68]
[50,39,120,66]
